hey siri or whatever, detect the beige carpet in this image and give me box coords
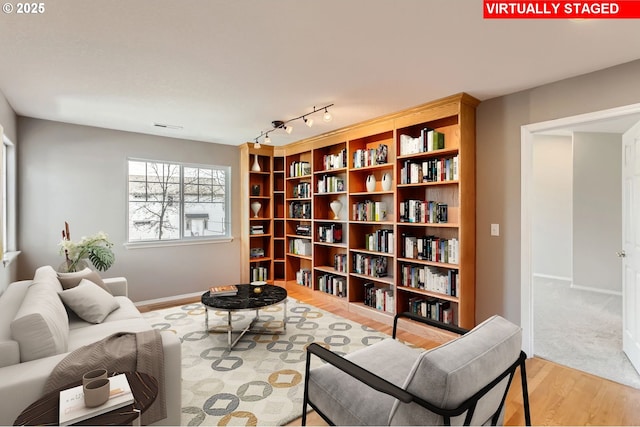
[533,276,640,389]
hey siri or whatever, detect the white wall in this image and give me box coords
[17,117,242,302]
[572,131,622,293]
[531,134,572,279]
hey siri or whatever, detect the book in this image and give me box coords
[59,373,134,426]
[209,284,238,296]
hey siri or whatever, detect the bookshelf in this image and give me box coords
[240,93,478,333]
[240,144,274,283]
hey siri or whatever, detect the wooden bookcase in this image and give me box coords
[240,93,478,334]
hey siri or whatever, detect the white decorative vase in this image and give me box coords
[382,172,392,191]
[250,201,262,218]
[329,200,342,220]
[251,154,261,172]
[366,174,376,192]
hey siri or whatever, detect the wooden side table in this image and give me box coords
[14,371,158,426]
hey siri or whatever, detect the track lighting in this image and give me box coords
[252,103,334,148]
[323,107,332,122]
[304,117,314,128]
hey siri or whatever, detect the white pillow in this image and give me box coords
[57,267,109,293]
[11,282,69,362]
[58,279,120,324]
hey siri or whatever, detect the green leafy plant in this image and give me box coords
[59,231,115,272]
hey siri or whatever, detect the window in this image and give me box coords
[2,134,16,256]
[127,159,230,243]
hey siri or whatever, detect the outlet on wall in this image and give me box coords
[491,223,500,236]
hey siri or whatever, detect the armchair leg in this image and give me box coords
[519,353,532,426]
[302,352,312,426]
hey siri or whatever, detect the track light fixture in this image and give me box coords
[252,103,334,148]
[304,116,314,128]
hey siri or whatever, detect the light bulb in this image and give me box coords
[323,109,332,122]
[305,117,314,128]
[254,141,261,149]
[265,135,271,144]
[285,125,293,134]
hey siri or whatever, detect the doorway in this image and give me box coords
[521,103,640,388]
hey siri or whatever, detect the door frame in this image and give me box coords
[521,102,640,356]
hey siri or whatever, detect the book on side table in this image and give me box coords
[209,284,238,296]
[59,373,134,426]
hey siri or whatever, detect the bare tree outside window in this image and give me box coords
[128,160,230,242]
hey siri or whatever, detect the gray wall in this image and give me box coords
[531,134,572,279]
[476,58,640,324]
[17,118,242,302]
[572,132,622,293]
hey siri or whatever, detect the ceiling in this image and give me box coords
[1,1,640,146]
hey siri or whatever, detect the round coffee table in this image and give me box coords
[201,284,287,350]
[13,371,157,426]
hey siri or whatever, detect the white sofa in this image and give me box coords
[0,265,181,426]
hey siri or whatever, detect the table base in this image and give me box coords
[204,301,287,350]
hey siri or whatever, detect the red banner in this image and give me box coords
[484,1,640,18]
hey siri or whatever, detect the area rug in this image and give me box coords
[142,298,390,426]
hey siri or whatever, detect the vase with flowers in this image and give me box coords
[59,222,115,272]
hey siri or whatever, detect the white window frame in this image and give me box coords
[2,133,18,264]
[126,158,232,247]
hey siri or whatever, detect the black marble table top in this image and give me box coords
[201,284,287,311]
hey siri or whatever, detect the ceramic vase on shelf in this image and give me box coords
[329,199,342,220]
[250,201,262,218]
[366,174,376,192]
[252,154,261,172]
[381,172,392,191]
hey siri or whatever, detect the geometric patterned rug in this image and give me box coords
[142,297,390,426]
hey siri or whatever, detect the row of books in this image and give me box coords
[399,264,459,297]
[364,229,394,254]
[408,297,454,325]
[322,149,348,171]
[296,268,312,287]
[399,128,445,156]
[352,144,388,168]
[250,266,268,282]
[250,225,265,235]
[317,274,346,297]
[401,235,459,265]
[250,247,265,258]
[400,156,459,185]
[289,238,311,256]
[290,161,311,177]
[364,283,394,313]
[352,200,388,222]
[318,223,343,243]
[292,182,311,198]
[333,254,347,273]
[316,175,345,193]
[399,200,448,224]
[289,201,311,219]
[352,254,388,278]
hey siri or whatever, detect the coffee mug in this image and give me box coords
[83,378,110,407]
[82,368,108,387]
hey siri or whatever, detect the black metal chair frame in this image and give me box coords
[302,312,532,426]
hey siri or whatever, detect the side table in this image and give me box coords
[13,371,158,426]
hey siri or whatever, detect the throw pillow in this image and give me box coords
[58,279,120,324]
[57,267,110,293]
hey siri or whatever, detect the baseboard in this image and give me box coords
[533,273,572,282]
[135,291,203,308]
[569,283,622,296]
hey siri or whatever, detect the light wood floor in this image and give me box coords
[139,285,640,426]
